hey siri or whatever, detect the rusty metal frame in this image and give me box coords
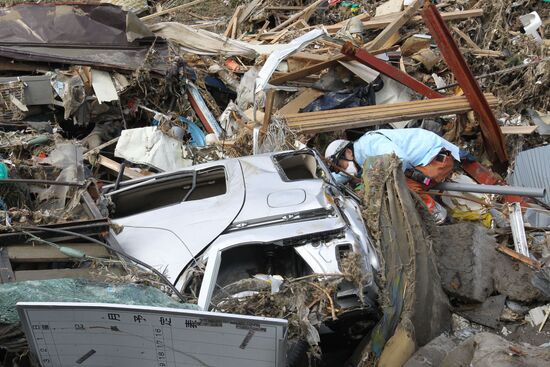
[341,41,444,99]
[422,1,508,165]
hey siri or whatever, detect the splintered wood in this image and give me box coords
[286,94,499,133]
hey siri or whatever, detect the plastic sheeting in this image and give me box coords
[254,29,325,94]
[115,126,192,172]
[36,143,84,211]
[300,84,380,113]
[0,278,196,324]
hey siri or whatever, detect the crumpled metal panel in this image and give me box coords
[509,144,550,206]
[0,4,166,73]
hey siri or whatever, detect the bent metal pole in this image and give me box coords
[434,182,546,198]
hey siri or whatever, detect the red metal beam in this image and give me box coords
[422,1,508,166]
[341,42,444,100]
[187,90,214,134]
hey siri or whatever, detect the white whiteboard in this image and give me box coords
[17,302,287,367]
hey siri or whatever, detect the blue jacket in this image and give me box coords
[332,128,461,184]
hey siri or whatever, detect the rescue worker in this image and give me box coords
[324,128,462,222]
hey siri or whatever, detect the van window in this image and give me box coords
[274,152,318,180]
[109,167,226,218]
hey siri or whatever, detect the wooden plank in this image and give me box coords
[0,247,15,282]
[269,3,424,86]
[83,137,119,158]
[375,0,403,17]
[460,48,505,57]
[94,155,146,179]
[257,9,484,39]
[238,0,263,24]
[287,58,315,72]
[270,28,290,44]
[231,9,240,39]
[271,55,347,85]
[14,268,121,282]
[497,244,542,269]
[289,52,331,62]
[367,0,421,51]
[452,26,480,50]
[224,7,238,37]
[325,9,484,34]
[270,0,324,32]
[286,94,499,133]
[500,126,538,135]
[278,88,323,115]
[140,0,207,21]
[328,13,371,33]
[265,6,306,11]
[262,90,276,133]
[7,244,111,262]
[287,94,497,121]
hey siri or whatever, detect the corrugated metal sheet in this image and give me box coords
[509,144,550,205]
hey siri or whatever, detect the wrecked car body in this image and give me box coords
[104,149,380,338]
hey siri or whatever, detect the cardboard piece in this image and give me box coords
[278,89,323,116]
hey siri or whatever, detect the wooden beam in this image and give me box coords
[367,0,421,51]
[269,5,419,87]
[262,90,276,133]
[270,0,324,32]
[278,88,323,115]
[500,126,538,135]
[497,244,542,269]
[325,9,484,34]
[270,55,347,85]
[83,137,119,158]
[265,6,306,11]
[286,94,499,133]
[225,5,243,39]
[452,26,480,49]
[460,48,505,58]
[93,155,146,180]
[289,52,331,62]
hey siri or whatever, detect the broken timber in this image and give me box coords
[367,0,421,51]
[341,41,443,99]
[497,244,542,270]
[325,9,484,34]
[285,94,498,133]
[271,1,427,86]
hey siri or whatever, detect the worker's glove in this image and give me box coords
[405,168,432,186]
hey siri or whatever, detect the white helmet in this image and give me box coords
[325,139,351,163]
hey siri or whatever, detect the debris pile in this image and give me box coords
[0,0,549,366]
